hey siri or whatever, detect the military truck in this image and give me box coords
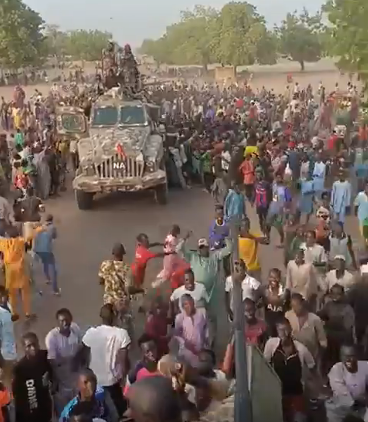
[72,89,167,210]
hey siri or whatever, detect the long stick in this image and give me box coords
[230,216,252,422]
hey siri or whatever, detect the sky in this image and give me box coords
[25,0,324,47]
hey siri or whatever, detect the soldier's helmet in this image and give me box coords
[124,44,132,54]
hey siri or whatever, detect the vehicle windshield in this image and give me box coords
[119,106,147,126]
[92,106,118,126]
[61,113,86,133]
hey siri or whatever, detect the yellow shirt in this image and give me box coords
[0,228,43,289]
[13,109,21,129]
[0,237,28,289]
[244,145,258,158]
[238,234,261,271]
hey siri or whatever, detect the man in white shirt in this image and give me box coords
[324,256,355,293]
[300,231,327,266]
[45,308,82,415]
[81,304,131,418]
[225,260,261,321]
[286,249,318,309]
[170,269,209,314]
[327,344,368,421]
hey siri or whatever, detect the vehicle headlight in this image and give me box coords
[146,160,156,173]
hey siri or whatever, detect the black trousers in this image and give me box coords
[104,382,127,417]
[203,172,214,192]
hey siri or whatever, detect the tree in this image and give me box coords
[172,5,218,70]
[138,6,219,70]
[137,2,276,69]
[138,39,157,56]
[44,24,68,61]
[324,0,368,81]
[63,30,112,61]
[275,9,323,71]
[43,28,113,62]
[0,0,45,69]
[255,29,278,65]
[138,37,171,66]
[211,2,273,69]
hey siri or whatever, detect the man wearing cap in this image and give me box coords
[177,232,232,346]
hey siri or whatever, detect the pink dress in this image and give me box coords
[155,234,182,285]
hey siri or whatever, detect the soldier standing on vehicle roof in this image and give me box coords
[102,41,117,79]
[120,44,140,92]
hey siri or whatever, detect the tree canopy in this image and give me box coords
[324,0,368,81]
[5,0,368,79]
[138,2,277,70]
[0,0,45,69]
[0,0,112,70]
[140,6,218,68]
[213,2,276,67]
[275,9,323,71]
[44,27,112,62]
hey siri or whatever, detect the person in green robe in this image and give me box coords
[14,128,24,148]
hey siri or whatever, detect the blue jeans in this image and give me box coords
[36,252,58,292]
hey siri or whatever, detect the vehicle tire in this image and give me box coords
[154,183,168,205]
[75,190,93,210]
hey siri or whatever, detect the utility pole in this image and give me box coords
[230,216,253,422]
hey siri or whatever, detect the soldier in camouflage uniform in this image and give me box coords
[119,44,140,92]
[102,41,117,80]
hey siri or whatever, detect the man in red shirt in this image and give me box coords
[327,130,339,151]
[131,234,170,287]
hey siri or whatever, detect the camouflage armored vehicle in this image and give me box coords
[72,89,167,210]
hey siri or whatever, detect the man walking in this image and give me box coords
[33,214,60,295]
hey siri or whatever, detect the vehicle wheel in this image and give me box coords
[154,183,168,205]
[75,190,93,210]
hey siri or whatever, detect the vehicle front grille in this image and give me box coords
[95,154,144,178]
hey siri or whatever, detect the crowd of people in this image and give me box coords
[0,72,368,422]
[0,84,83,201]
